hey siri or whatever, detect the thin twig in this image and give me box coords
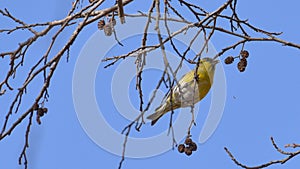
[225,137,300,168]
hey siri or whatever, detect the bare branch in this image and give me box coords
[225,137,300,168]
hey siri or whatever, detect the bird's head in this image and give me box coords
[200,57,219,71]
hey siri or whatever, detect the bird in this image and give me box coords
[147,57,219,125]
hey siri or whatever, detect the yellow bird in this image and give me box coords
[147,57,219,125]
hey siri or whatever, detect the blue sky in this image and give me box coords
[1,0,300,169]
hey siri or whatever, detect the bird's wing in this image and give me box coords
[172,79,200,106]
[159,69,207,106]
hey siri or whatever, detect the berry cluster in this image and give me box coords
[98,18,116,36]
[224,50,249,72]
[177,137,197,156]
[33,103,48,125]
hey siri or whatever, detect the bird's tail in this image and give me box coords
[147,104,167,126]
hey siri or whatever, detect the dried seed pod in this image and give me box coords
[184,147,193,156]
[103,24,112,36]
[240,58,247,67]
[98,20,105,30]
[42,107,48,114]
[240,50,249,58]
[189,142,197,151]
[185,137,193,145]
[237,60,247,72]
[225,56,234,64]
[37,108,44,117]
[178,144,185,153]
